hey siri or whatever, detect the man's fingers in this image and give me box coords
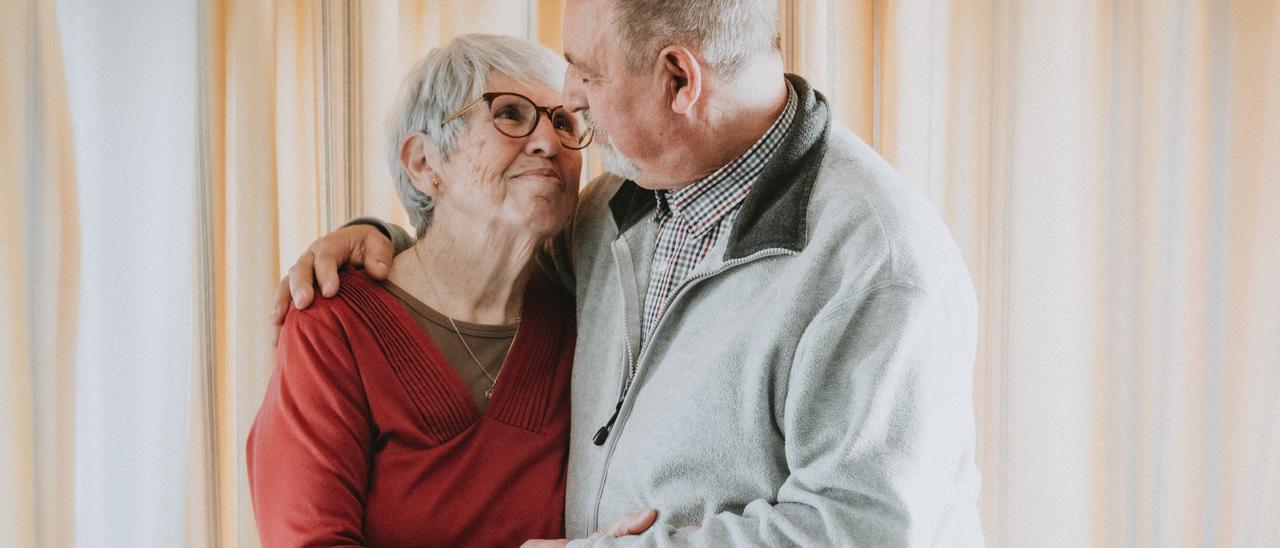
[620,509,658,536]
[518,540,568,548]
[603,509,658,537]
[287,251,317,309]
[312,246,341,298]
[283,224,392,323]
[314,225,389,296]
[358,226,395,280]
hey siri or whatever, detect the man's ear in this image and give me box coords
[658,46,702,115]
[399,132,443,198]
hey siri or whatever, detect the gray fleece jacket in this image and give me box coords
[374,75,982,546]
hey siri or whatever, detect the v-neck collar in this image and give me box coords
[337,272,568,442]
[380,279,520,338]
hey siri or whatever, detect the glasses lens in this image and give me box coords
[551,107,592,149]
[488,94,538,137]
[485,94,593,149]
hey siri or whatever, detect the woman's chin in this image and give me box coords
[509,207,571,238]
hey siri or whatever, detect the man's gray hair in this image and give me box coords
[387,33,566,238]
[611,0,780,78]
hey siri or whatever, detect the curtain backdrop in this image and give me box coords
[5,0,1275,546]
[0,0,79,546]
[779,2,1280,546]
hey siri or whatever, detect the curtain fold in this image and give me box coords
[781,1,1280,546]
[187,1,280,545]
[0,0,79,546]
[182,1,1280,546]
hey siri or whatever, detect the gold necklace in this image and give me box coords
[419,263,522,399]
[444,313,520,399]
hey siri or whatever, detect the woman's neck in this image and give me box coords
[388,218,539,324]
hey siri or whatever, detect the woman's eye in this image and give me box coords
[494,106,523,120]
[552,114,575,132]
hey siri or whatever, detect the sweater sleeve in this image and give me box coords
[247,307,374,548]
[570,284,979,547]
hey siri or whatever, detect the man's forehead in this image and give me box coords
[561,3,608,69]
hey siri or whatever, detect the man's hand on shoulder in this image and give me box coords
[270,224,395,344]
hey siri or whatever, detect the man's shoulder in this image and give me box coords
[804,125,971,293]
[811,125,920,209]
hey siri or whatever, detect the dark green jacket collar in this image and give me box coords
[607,73,831,260]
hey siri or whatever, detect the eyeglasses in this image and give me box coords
[440,92,593,150]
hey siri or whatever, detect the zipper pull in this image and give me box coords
[593,399,625,446]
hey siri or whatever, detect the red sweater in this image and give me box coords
[247,271,574,547]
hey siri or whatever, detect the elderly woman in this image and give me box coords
[247,34,590,546]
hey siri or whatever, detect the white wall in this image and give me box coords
[57,0,197,544]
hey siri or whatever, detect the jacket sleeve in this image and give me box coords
[571,283,980,547]
[246,308,374,547]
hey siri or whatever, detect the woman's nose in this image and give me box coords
[523,111,562,156]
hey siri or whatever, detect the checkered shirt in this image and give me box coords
[640,83,798,342]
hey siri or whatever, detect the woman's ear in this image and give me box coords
[400,132,443,198]
[659,46,702,115]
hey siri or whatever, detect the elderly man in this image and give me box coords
[276,0,983,545]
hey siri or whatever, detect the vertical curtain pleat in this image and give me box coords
[0,0,79,546]
[188,0,281,546]
[1221,2,1280,546]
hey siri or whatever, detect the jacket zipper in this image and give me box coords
[587,247,796,530]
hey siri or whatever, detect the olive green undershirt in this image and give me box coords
[380,280,518,412]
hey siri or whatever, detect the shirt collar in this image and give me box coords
[609,74,832,260]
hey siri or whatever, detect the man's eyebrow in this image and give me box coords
[564,52,597,74]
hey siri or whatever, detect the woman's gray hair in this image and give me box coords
[611,0,780,79]
[387,33,567,238]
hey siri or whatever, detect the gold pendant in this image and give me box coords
[484,385,495,399]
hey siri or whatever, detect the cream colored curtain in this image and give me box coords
[186,1,1280,546]
[782,1,1280,546]
[0,0,79,546]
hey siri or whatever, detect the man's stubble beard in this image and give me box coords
[598,142,644,182]
[585,111,644,182]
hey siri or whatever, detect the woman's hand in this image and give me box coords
[520,509,658,547]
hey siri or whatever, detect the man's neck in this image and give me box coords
[388,218,537,324]
[645,67,790,191]
[701,77,789,173]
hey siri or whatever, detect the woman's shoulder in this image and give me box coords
[284,269,390,335]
